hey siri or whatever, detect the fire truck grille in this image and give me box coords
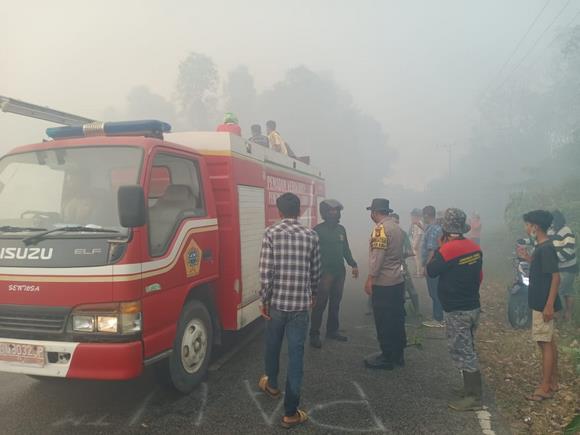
[0,305,69,334]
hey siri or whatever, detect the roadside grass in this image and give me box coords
[478,282,579,434]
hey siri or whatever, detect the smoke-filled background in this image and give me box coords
[2,0,580,279]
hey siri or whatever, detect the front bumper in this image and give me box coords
[0,338,143,379]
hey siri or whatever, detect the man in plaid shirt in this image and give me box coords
[257,192,321,429]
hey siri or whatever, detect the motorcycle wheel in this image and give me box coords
[507,290,532,329]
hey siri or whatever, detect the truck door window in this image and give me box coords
[147,153,205,256]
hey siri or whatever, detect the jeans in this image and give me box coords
[426,276,444,321]
[371,282,407,362]
[310,270,346,337]
[264,308,309,417]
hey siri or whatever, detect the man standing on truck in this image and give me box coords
[216,112,242,136]
[249,124,269,147]
[309,199,358,349]
[266,120,289,155]
[257,192,321,429]
[363,198,406,370]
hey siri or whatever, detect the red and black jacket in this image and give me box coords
[426,238,483,312]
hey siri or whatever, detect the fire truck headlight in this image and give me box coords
[73,315,95,332]
[121,312,142,333]
[120,301,142,333]
[70,301,141,335]
[97,316,118,333]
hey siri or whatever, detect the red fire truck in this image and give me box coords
[0,119,325,393]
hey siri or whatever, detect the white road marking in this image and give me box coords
[308,381,387,433]
[244,379,285,426]
[476,407,496,435]
[52,414,110,427]
[129,389,156,426]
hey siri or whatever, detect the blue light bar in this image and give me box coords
[46,120,171,140]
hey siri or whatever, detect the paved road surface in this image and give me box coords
[0,276,510,434]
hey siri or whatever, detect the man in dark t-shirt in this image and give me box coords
[518,210,561,402]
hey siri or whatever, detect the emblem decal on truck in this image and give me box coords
[183,239,202,278]
[0,247,53,260]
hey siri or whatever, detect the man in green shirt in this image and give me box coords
[310,199,359,348]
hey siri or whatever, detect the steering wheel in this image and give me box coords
[20,210,61,226]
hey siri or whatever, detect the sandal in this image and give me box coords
[281,409,308,429]
[258,375,281,399]
[525,389,553,402]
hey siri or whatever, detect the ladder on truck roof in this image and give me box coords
[0,95,95,126]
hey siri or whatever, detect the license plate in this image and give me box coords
[0,342,45,367]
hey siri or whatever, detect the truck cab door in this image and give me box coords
[141,150,219,359]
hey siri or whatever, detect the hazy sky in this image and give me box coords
[1,0,577,188]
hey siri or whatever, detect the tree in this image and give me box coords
[175,52,219,130]
[125,86,176,124]
[257,66,391,232]
[223,65,257,129]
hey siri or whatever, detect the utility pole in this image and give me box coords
[437,143,454,177]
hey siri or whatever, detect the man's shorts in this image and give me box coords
[444,309,480,373]
[532,310,555,342]
[559,271,577,297]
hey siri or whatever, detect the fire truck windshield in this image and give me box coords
[0,146,143,236]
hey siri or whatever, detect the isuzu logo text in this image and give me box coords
[0,247,54,260]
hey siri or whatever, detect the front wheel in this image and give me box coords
[168,300,213,394]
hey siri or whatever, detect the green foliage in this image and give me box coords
[564,413,580,434]
[175,52,219,130]
[504,171,580,327]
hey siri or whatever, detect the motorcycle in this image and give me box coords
[507,239,532,329]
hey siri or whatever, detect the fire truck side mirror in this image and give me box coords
[118,185,147,228]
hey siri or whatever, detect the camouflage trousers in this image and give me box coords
[444,309,480,373]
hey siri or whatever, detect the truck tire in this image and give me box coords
[168,299,213,394]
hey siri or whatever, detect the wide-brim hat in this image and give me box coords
[366,198,393,213]
[442,208,471,234]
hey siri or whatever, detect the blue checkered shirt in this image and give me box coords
[259,219,321,312]
[422,223,443,266]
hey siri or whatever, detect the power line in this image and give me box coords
[562,6,580,28]
[478,0,553,102]
[524,7,580,73]
[493,0,573,92]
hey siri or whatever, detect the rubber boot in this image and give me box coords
[448,371,482,411]
[450,386,465,398]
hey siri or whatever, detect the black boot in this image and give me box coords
[310,335,322,349]
[394,352,405,367]
[364,353,394,370]
[326,333,348,342]
[448,371,482,411]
